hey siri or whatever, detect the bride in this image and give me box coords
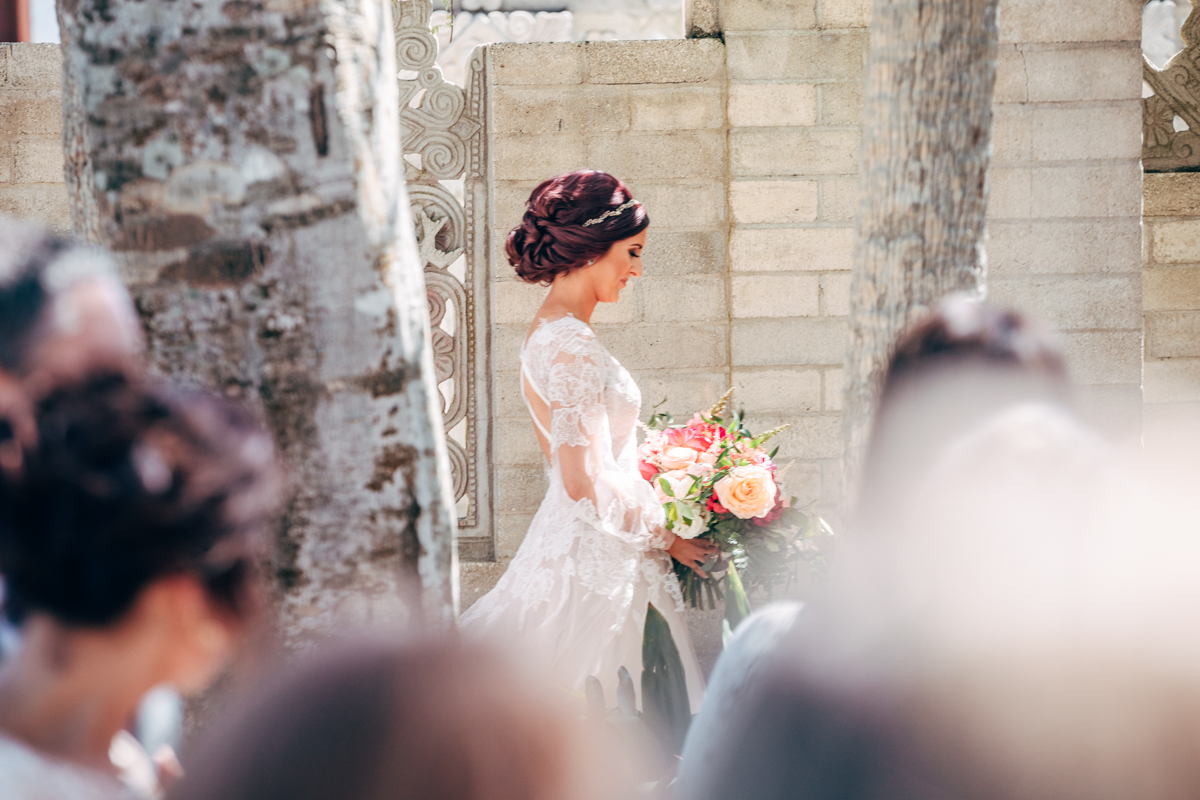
[460,170,715,711]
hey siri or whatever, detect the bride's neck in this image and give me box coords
[543,275,598,324]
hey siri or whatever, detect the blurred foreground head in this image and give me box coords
[0,217,143,465]
[688,300,1200,800]
[0,217,141,386]
[170,637,581,800]
[0,376,279,690]
[856,297,1069,530]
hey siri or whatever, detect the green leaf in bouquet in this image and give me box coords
[768,445,780,459]
[749,424,789,450]
[642,604,691,755]
[646,397,673,430]
[658,477,675,498]
[723,561,752,634]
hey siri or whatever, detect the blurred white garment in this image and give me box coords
[0,732,134,800]
[676,602,803,798]
[460,315,704,711]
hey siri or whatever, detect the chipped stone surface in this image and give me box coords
[58,0,458,637]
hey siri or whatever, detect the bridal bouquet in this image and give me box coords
[639,389,832,617]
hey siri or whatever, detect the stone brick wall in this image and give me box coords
[1144,172,1200,452]
[723,0,869,517]
[0,44,69,232]
[987,0,1145,438]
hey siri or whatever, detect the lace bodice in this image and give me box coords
[520,315,670,552]
[521,316,639,461]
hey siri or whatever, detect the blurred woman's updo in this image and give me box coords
[0,376,280,627]
[506,170,649,285]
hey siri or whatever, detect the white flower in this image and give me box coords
[654,469,696,503]
[668,499,710,539]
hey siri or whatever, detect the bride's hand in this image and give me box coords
[667,536,719,578]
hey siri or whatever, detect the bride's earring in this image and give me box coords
[587,259,595,265]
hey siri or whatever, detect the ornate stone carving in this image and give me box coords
[1144,5,1200,171]
[430,11,573,87]
[394,0,493,558]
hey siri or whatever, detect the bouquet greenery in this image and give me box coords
[639,389,832,627]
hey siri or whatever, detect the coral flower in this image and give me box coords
[638,459,658,481]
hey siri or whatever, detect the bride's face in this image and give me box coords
[585,230,646,304]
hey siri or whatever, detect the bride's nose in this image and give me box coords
[630,259,643,278]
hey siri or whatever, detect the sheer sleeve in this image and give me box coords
[533,322,672,553]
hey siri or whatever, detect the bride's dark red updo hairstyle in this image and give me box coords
[506,170,649,285]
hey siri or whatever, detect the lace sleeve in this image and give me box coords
[534,322,672,552]
[544,338,606,451]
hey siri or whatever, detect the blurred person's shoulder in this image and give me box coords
[0,731,134,800]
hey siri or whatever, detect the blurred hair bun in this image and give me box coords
[0,375,280,627]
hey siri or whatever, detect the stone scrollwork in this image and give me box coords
[395,3,482,181]
[394,0,493,558]
[1144,5,1200,171]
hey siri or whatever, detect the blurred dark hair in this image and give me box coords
[0,374,280,626]
[169,637,578,800]
[0,229,65,374]
[879,298,1066,404]
[506,170,649,285]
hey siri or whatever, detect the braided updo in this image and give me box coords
[506,171,649,285]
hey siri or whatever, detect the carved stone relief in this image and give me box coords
[1144,4,1200,171]
[394,0,494,559]
[431,10,573,88]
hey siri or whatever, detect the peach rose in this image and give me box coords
[713,465,777,519]
[659,446,700,470]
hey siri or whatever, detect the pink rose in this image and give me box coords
[659,446,700,470]
[664,415,725,452]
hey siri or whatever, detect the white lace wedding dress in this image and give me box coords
[460,314,705,712]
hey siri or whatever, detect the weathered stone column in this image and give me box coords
[842,0,999,500]
[57,0,458,635]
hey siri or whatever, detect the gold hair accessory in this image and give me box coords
[582,199,638,227]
